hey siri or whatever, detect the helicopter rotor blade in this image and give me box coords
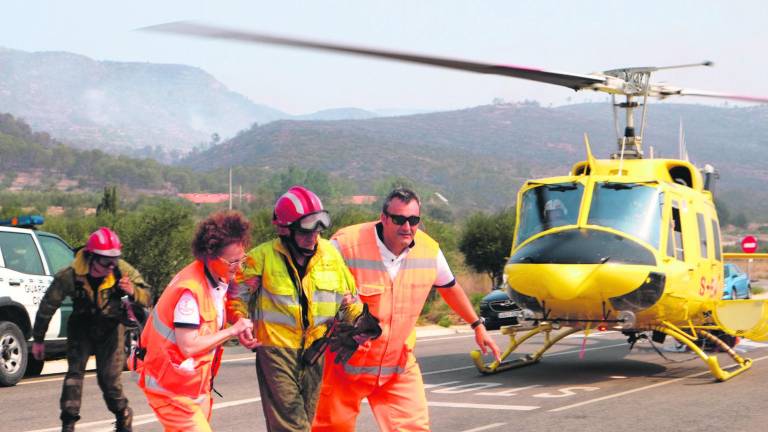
[140,21,605,91]
[657,87,768,103]
[141,21,768,104]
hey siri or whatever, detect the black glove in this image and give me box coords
[302,335,330,366]
[328,322,359,364]
[352,303,382,344]
[328,304,382,365]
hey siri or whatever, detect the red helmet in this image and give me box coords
[273,186,331,231]
[85,227,122,257]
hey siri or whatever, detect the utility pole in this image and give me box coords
[228,167,233,210]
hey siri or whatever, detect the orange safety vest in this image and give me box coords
[332,222,438,385]
[136,260,223,399]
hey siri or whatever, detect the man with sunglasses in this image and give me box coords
[228,185,364,431]
[32,227,150,432]
[312,187,501,432]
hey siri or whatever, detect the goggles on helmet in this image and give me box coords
[291,211,331,232]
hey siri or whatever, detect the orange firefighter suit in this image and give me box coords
[313,221,442,431]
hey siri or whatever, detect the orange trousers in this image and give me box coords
[144,390,213,432]
[312,356,429,432]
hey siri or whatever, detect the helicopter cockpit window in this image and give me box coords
[587,182,662,249]
[516,182,583,244]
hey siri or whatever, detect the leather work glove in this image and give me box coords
[352,303,382,344]
[328,321,359,364]
[328,304,382,365]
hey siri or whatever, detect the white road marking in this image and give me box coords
[548,354,768,412]
[432,382,502,394]
[460,422,508,432]
[423,380,461,389]
[477,384,541,396]
[23,398,262,432]
[428,401,538,411]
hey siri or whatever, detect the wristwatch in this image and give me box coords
[470,317,486,329]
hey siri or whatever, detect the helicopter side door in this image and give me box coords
[663,195,696,296]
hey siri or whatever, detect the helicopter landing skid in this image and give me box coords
[655,324,752,382]
[471,323,581,374]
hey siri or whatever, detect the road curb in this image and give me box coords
[415,325,473,339]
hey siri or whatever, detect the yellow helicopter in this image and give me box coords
[144,22,768,381]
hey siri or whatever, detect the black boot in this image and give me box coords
[114,407,133,432]
[61,413,80,432]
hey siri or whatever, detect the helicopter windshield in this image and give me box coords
[516,182,584,244]
[587,182,662,249]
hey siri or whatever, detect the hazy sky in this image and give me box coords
[2,1,767,114]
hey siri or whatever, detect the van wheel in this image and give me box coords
[0,321,28,386]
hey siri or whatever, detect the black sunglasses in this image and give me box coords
[385,212,421,226]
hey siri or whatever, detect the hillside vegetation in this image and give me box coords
[181,102,768,216]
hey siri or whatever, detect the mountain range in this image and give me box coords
[2,46,767,217]
[179,101,768,213]
[0,47,416,159]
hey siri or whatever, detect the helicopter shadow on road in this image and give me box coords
[417,340,730,388]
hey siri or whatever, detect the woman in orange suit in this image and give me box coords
[137,211,260,432]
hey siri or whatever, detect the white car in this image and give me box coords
[0,215,74,386]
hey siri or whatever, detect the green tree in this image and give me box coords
[96,185,118,216]
[458,208,516,287]
[732,212,749,229]
[114,200,196,300]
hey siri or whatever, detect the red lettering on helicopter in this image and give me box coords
[699,277,707,296]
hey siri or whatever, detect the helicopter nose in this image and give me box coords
[506,228,658,301]
[507,262,657,302]
[511,265,600,300]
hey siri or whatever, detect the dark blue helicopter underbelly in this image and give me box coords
[509,228,656,266]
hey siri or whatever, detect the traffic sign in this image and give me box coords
[741,235,758,253]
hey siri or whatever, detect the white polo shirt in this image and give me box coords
[173,278,228,330]
[332,225,455,286]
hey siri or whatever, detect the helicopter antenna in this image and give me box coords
[678,118,689,161]
[618,137,627,175]
[583,133,596,172]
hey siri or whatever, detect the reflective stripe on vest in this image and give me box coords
[343,363,406,376]
[332,222,439,380]
[148,307,176,344]
[249,238,355,349]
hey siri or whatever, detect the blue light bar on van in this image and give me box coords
[0,215,45,228]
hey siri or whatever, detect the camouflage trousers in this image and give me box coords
[60,319,129,423]
[255,346,324,432]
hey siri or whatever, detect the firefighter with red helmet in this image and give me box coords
[228,186,366,431]
[32,227,150,432]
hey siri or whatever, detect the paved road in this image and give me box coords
[6,330,768,432]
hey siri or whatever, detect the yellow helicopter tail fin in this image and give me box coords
[713,299,768,341]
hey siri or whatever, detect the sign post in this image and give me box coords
[741,235,758,280]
